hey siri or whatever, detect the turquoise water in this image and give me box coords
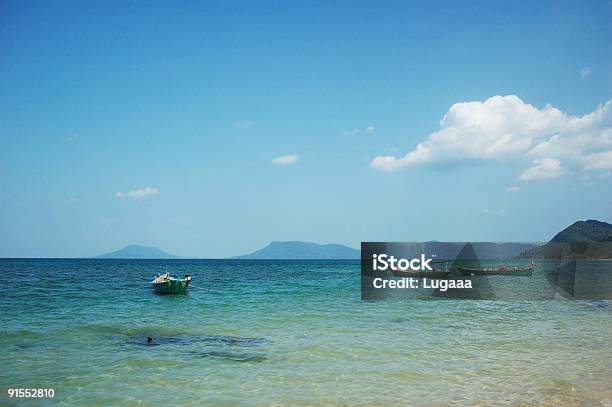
[1,259,611,406]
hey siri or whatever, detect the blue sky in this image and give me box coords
[1,0,611,258]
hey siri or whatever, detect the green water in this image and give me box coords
[1,259,611,406]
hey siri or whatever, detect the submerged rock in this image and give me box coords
[126,333,268,362]
[196,350,267,363]
[200,334,267,347]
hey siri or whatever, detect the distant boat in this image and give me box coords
[151,272,192,294]
[457,261,535,276]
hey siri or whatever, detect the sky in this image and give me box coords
[1,0,611,258]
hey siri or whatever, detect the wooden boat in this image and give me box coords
[457,261,535,276]
[151,272,192,294]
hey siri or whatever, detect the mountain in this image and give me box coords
[94,245,181,259]
[232,241,360,259]
[518,220,612,259]
[549,220,612,243]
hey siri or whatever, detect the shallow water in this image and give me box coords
[1,259,611,406]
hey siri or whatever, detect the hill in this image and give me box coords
[232,241,360,259]
[518,220,612,259]
[94,245,181,259]
[549,220,612,243]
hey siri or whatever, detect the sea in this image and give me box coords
[1,259,611,406]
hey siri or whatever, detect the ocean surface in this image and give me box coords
[1,259,611,406]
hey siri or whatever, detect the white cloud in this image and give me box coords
[115,187,159,199]
[370,95,612,180]
[582,151,612,170]
[345,125,376,138]
[343,129,359,138]
[271,154,298,165]
[234,120,254,129]
[518,158,565,181]
[580,67,592,79]
[506,186,520,192]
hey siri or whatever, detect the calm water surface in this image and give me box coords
[1,259,611,406]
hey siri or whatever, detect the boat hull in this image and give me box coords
[151,278,191,294]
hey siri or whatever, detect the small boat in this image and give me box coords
[151,272,192,294]
[457,261,535,276]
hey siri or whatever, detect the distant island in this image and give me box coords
[232,241,360,259]
[94,245,181,259]
[518,219,612,259]
[93,220,612,260]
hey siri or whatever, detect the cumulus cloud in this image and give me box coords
[582,151,612,170]
[580,67,592,79]
[506,186,520,192]
[271,154,298,165]
[366,125,376,134]
[115,187,159,199]
[370,95,612,180]
[518,158,565,181]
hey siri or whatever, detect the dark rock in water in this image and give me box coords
[196,350,267,363]
[135,334,267,347]
[201,334,267,347]
[134,336,195,346]
[129,333,268,362]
